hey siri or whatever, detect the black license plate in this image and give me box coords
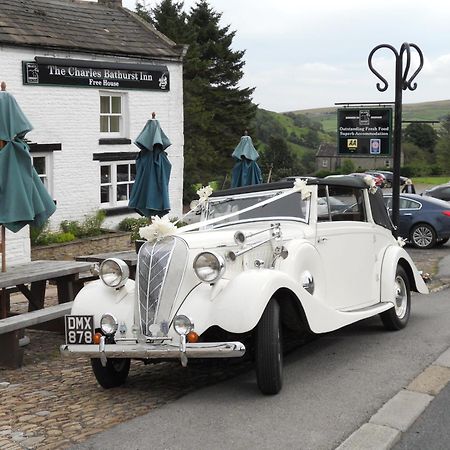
[65,315,94,344]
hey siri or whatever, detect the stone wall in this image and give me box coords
[31,232,132,261]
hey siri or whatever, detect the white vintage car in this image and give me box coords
[60,176,428,395]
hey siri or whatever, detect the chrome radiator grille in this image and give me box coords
[137,237,187,337]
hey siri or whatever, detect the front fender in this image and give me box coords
[177,269,304,335]
[381,245,429,302]
[71,279,136,338]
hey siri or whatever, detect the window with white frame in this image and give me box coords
[100,93,127,137]
[32,153,53,195]
[322,159,328,168]
[100,161,136,207]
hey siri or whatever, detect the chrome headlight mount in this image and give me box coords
[193,251,226,283]
[99,258,129,288]
[173,315,194,367]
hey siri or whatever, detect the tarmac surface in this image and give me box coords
[0,243,449,450]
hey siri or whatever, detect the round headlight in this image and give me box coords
[173,315,193,336]
[193,251,225,283]
[100,313,118,336]
[99,258,129,288]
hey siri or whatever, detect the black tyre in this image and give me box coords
[91,358,130,388]
[380,266,411,331]
[410,223,436,249]
[436,237,449,246]
[255,298,283,395]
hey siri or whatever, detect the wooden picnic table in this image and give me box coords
[0,259,94,368]
[76,250,137,279]
[0,259,93,319]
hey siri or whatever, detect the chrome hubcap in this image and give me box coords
[413,226,433,247]
[394,275,407,318]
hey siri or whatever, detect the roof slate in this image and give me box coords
[0,0,185,60]
[316,143,337,157]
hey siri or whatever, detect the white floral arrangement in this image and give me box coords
[293,178,313,200]
[364,175,378,194]
[197,185,213,205]
[139,215,178,243]
[397,237,406,247]
[187,185,214,212]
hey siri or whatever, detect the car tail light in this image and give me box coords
[442,211,450,217]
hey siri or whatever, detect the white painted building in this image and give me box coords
[0,0,186,266]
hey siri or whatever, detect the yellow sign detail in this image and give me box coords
[347,139,358,150]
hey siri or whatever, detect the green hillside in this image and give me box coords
[251,99,450,180]
[290,99,450,133]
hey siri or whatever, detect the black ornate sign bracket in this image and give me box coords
[368,43,424,235]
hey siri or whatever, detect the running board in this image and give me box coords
[338,302,394,314]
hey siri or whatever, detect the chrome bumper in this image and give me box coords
[60,340,246,366]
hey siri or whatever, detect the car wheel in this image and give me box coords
[380,266,411,331]
[410,223,436,249]
[91,358,130,388]
[436,237,449,246]
[255,297,283,395]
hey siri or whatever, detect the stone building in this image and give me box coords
[0,0,186,265]
[316,143,395,173]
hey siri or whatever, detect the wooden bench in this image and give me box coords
[0,301,73,368]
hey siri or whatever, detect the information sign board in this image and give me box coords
[337,108,392,155]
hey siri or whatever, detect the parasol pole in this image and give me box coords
[0,225,5,272]
[0,81,6,272]
[0,226,6,316]
[267,163,273,183]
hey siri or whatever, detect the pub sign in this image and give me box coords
[23,57,170,91]
[337,108,392,155]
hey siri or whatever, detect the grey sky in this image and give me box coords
[122,0,450,112]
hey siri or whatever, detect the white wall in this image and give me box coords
[0,46,184,234]
[2,227,31,268]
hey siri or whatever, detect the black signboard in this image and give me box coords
[337,108,392,155]
[22,57,170,91]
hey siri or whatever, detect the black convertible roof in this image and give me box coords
[210,176,368,198]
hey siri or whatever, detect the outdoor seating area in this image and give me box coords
[0,259,93,368]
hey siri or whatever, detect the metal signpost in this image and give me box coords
[368,43,423,236]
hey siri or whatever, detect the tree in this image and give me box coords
[403,123,438,152]
[340,159,355,174]
[260,136,298,181]
[435,115,450,175]
[146,0,256,201]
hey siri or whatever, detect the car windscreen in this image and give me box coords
[205,190,309,224]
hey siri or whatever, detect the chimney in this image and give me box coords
[98,0,122,7]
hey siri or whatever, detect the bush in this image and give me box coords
[32,230,75,246]
[118,217,150,241]
[31,210,107,246]
[61,210,106,238]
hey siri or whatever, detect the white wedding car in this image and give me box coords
[61,177,428,395]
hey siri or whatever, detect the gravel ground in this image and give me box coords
[0,243,448,449]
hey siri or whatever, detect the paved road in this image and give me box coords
[74,288,450,450]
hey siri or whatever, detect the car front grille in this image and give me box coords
[137,237,188,337]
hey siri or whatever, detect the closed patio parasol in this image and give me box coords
[231,133,262,188]
[0,85,56,271]
[128,113,172,217]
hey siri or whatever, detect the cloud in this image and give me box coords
[122,0,450,110]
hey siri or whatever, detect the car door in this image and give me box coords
[315,185,376,310]
[438,187,450,201]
